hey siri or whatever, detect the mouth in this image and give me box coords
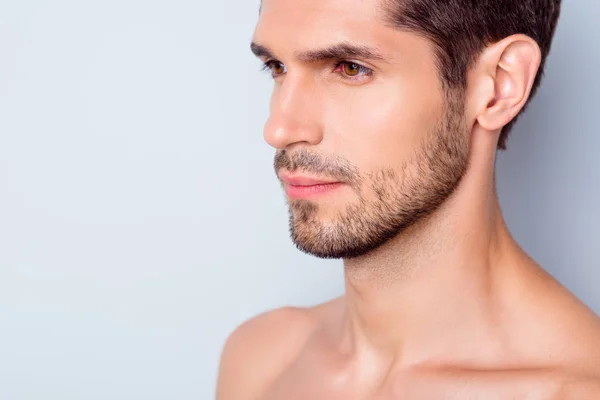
[279,173,345,200]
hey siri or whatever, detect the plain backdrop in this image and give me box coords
[0,1,598,399]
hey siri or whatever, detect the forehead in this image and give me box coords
[254,0,399,53]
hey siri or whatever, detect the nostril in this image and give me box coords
[262,111,324,150]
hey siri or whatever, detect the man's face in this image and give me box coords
[252,0,470,259]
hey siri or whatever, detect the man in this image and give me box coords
[217,0,600,398]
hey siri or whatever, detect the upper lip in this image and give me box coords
[279,173,340,186]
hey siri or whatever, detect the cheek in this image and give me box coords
[322,79,443,169]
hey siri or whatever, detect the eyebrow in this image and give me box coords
[250,41,387,63]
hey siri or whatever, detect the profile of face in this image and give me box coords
[253,0,471,259]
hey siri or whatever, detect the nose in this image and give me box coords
[263,74,324,150]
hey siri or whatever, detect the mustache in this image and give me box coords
[273,149,359,183]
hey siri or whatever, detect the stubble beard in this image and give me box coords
[279,95,470,260]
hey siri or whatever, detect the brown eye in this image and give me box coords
[265,61,286,77]
[273,62,285,75]
[335,61,373,81]
[342,62,361,77]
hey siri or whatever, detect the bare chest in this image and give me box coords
[258,361,564,400]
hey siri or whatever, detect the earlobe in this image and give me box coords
[476,35,541,132]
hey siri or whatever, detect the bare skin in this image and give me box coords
[217,0,600,398]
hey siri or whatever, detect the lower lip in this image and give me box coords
[285,182,345,199]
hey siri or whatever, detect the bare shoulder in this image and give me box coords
[559,333,600,398]
[514,260,600,368]
[215,304,323,400]
[515,265,600,398]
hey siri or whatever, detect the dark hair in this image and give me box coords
[382,0,562,149]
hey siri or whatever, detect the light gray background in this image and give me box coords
[0,1,597,399]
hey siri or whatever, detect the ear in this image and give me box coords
[471,34,542,132]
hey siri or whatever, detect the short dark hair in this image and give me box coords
[382,0,562,149]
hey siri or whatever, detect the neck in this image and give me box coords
[339,133,524,368]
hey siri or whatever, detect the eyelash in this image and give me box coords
[261,60,374,82]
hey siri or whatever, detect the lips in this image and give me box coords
[279,172,345,199]
[280,174,340,186]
